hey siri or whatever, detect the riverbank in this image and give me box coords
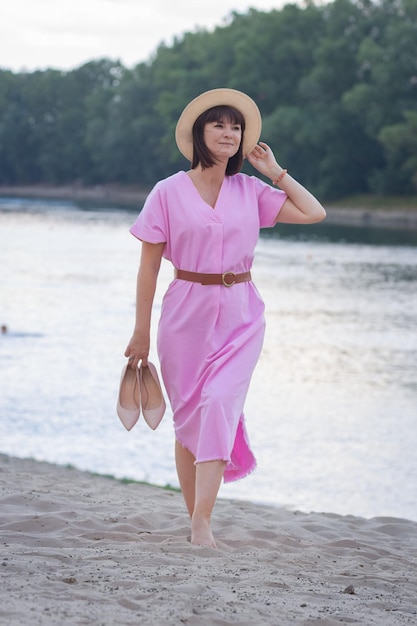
[325,195,417,230]
[0,183,149,207]
[1,184,417,229]
[1,453,417,625]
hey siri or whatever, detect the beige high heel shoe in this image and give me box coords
[116,363,141,430]
[140,362,166,430]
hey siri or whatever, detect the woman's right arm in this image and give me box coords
[124,241,165,369]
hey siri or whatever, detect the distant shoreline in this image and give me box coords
[324,205,417,230]
[0,184,149,207]
[1,184,417,229]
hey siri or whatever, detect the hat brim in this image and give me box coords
[175,88,262,162]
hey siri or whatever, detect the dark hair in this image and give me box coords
[191,105,246,175]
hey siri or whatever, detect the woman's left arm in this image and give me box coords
[247,142,326,225]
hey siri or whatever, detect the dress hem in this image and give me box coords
[176,437,232,467]
[175,436,256,483]
[223,460,257,484]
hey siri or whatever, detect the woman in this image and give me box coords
[125,88,326,548]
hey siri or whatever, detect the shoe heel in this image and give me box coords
[117,364,141,431]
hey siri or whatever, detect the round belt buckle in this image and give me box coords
[222,271,236,287]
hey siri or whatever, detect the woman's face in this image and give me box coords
[203,117,242,162]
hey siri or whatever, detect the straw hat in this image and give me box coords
[175,88,262,162]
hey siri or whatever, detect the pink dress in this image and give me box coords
[130,171,287,482]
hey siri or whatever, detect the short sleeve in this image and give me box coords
[129,183,167,244]
[252,177,287,228]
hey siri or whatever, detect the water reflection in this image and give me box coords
[1,199,417,520]
[265,221,417,246]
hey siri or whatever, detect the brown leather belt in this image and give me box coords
[175,268,252,287]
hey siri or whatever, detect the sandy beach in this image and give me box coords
[1,454,416,625]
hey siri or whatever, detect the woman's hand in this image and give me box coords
[247,142,282,180]
[124,330,150,369]
[248,141,326,224]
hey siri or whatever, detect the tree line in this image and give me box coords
[0,0,416,200]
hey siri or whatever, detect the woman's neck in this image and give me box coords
[190,163,226,184]
[187,164,227,208]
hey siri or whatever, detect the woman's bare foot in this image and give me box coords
[191,515,217,549]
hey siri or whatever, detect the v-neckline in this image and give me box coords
[184,171,226,210]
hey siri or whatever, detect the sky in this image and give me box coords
[1,0,291,73]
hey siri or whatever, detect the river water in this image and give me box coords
[1,196,416,521]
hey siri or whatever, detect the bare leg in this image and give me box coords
[175,441,226,548]
[175,440,196,517]
[191,459,226,548]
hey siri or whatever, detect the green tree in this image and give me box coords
[379,110,417,191]
[342,0,417,192]
[1,0,416,197]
